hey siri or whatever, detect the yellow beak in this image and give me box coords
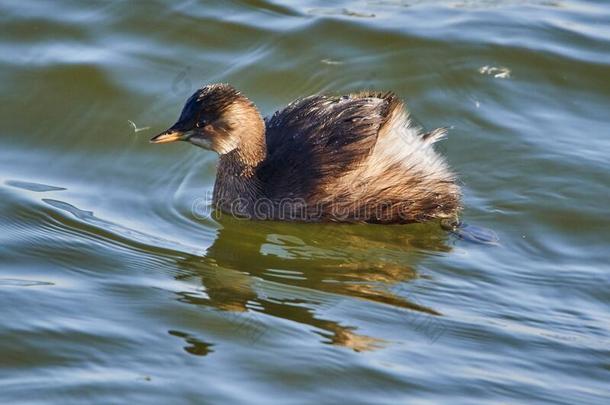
[149,130,184,144]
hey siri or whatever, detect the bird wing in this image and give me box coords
[258,92,401,200]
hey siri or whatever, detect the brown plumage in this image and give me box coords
[151,83,461,223]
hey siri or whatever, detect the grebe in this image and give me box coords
[151,84,460,223]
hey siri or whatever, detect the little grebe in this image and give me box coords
[151,84,461,223]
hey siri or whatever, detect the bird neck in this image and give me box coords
[217,146,264,177]
[218,99,267,172]
[213,122,266,215]
[218,111,267,175]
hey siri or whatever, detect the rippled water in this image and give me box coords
[1,0,609,403]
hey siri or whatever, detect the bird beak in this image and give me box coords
[150,129,185,144]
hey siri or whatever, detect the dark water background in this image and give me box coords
[1,0,609,403]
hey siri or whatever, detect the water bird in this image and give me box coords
[151,83,460,223]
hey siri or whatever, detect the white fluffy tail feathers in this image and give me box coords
[422,127,449,144]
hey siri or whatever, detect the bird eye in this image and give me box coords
[196,121,206,128]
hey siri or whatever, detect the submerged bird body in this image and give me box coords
[151,84,461,223]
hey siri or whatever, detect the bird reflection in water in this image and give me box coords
[171,214,452,354]
[34,192,450,354]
